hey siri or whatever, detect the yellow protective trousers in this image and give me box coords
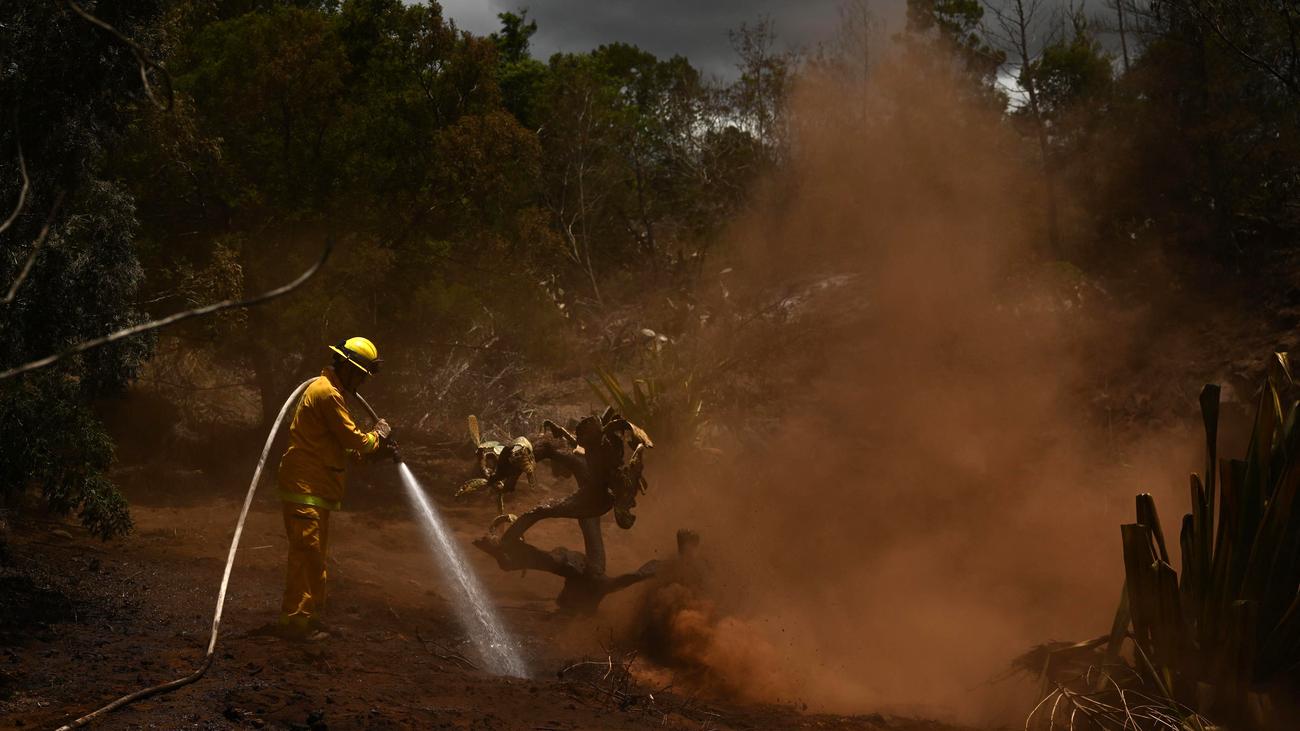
[279,503,331,630]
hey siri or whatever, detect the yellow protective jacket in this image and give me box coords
[277,368,380,510]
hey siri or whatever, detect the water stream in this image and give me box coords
[397,463,528,677]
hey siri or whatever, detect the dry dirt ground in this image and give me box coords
[0,459,980,731]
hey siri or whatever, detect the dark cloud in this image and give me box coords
[434,0,1117,79]
[437,0,907,78]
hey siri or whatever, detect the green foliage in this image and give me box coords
[902,0,1005,87]
[491,10,537,65]
[130,0,545,425]
[906,0,983,35]
[489,11,548,124]
[1024,29,1112,122]
[115,3,769,436]
[531,40,756,295]
[0,375,131,540]
[432,110,542,231]
[587,366,705,448]
[1048,3,1300,274]
[176,5,349,213]
[0,182,152,538]
[0,0,160,537]
[728,18,797,156]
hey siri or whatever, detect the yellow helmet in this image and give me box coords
[329,337,382,375]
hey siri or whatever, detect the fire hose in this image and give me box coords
[56,379,318,729]
[352,391,402,464]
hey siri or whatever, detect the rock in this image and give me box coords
[50,529,73,540]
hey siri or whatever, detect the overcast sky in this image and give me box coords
[434,0,910,79]
[432,1,1111,81]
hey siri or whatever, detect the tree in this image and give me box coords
[589,44,722,276]
[728,17,798,160]
[902,0,1006,93]
[534,53,619,304]
[1168,0,1300,98]
[490,10,548,125]
[1104,0,1134,72]
[528,38,754,302]
[165,5,353,426]
[132,0,533,427]
[0,0,165,538]
[1089,0,1300,281]
[985,0,1100,258]
[1026,17,1113,124]
[809,0,882,121]
[837,0,880,85]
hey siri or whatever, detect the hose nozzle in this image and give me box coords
[353,390,402,463]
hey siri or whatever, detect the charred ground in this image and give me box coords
[1,455,974,731]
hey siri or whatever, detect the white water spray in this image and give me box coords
[397,463,528,677]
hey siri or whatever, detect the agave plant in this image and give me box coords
[586,366,706,448]
[1128,355,1300,719]
[1025,354,1300,730]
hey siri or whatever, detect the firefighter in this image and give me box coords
[275,337,396,640]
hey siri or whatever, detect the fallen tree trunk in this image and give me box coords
[474,517,660,613]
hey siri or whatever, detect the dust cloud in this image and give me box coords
[616,61,1200,723]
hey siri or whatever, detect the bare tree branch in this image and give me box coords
[1178,0,1300,97]
[982,0,1062,254]
[0,238,335,381]
[2,191,65,305]
[63,0,175,111]
[1108,0,1132,73]
[0,116,30,238]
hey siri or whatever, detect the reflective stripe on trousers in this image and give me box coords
[279,490,343,512]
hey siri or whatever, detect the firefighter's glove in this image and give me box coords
[379,438,402,463]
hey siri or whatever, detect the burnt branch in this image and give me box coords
[415,630,479,671]
[0,238,334,381]
[557,642,724,728]
[474,533,660,613]
[470,413,657,612]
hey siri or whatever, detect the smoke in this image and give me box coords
[615,60,1200,723]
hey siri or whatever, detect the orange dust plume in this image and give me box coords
[616,55,1200,725]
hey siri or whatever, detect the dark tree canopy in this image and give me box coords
[0,0,164,537]
[3,0,1300,544]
